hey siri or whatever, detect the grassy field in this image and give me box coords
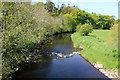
[71,30,118,71]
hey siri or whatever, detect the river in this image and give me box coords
[12,33,108,79]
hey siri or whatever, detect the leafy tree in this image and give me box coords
[70,8,114,29]
[64,14,77,31]
[34,2,44,6]
[77,24,93,36]
[91,13,99,29]
[2,2,39,79]
[32,3,63,35]
[95,15,114,29]
[44,0,59,16]
[62,6,74,14]
[71,8,92,25]
[45,0,55,14]
[59,4,66,14]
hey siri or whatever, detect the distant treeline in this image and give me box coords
[43,1,115,30]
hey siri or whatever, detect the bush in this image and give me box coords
[77,24,93,36]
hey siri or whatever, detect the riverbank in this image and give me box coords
[71,30,118,78]
[78,52,118,78]
[3,32,73,80]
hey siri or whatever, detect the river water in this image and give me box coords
[12,33,108,79]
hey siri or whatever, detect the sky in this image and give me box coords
[32,0,119,19]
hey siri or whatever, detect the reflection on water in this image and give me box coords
[12,33,108,79]
[40,34,77,55]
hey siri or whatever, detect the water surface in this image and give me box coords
[12,34,107,79]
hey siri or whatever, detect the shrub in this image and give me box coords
[77,24,93,36]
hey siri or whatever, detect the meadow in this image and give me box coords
[71,30,118,71]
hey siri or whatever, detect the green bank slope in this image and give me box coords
[71,30,118,70]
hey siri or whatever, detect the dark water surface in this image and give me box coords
[12,34,107,79]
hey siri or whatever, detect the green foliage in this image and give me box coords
[71,8,93,25]
[76,23,82,31]
[64,14,77,31]
[90,14,115,29]
[62,6,74,14]
[60,4,66,12]
[71,30,118,70]
[1,2,39,79]
[69,8,114,29]
[45,1,55,12]
[2,2,67,79]
[70,8,83,25]
[1,1,116,80]
[77,24,93,36]
[34,2,44,5]
[2,2,37,53]
[2,53,27,80]
[44,1,58,16]
[32,3,64,35]
[96,15,114,29]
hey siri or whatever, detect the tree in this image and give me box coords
[2,2,37,79]
[45,0,55,13]
[44,0,58,16]
[34,2,44,6]
[64,14,77,31]
[77,24,93,36]
[91,13,99,29]
[71,8,92,25]
[95,15,114,29]
[62,6,74,14]
[70,8,115,29]
[60,4,66,9]
[59,4,66,14]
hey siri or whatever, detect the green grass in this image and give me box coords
[71,30,118,70]
[0,53,2,79]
